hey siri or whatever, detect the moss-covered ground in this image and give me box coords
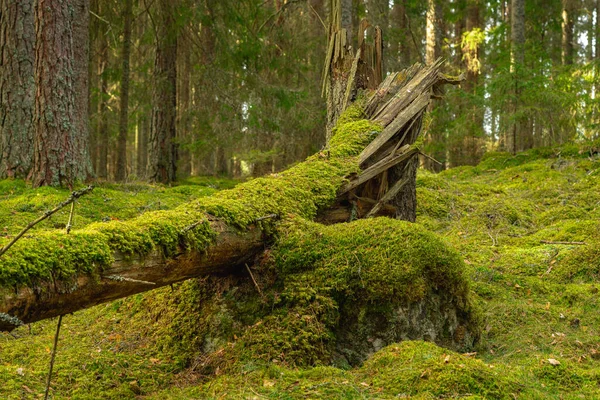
[3,141,600,398]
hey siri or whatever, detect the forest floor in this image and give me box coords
[1,143,600,399]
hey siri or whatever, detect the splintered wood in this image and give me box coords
[319,60,461,224]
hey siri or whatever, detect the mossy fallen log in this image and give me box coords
[0,62,455,331]
[0,115,381,330]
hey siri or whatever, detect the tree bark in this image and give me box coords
[148,0,178,184]
[426,0,442,65]
[0,0,35,179]
[507,0,526,153]
[452,0,484,166]
[136,116,148,178]
[0,221,264,331]
[96,24,109,179]
[31,0,92,187]
[423,0,444,172]
[116,0,133,181]
[562,0,575,66]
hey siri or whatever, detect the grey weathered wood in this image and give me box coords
[372,59,443,127]
[366,176,411,218]
[359,92,429,165]
[339,146,418,195]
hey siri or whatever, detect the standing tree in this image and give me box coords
[508,0,527,153]
[148,0,178,183]
[31,0,92,187]
[562,0,575,66]
[423,0,445,171]
[116,0,133,181]
[0,0,35,179]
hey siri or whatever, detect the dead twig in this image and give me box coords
[245,264,265,299]
[44,315,62,400]
[419,151,443,166]
[540,240,586,245]
[66,201,76,234]
[255,214,279,222]
[103,275,156,285]
[0,186,94,259]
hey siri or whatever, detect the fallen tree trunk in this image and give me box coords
[0,61,458,331]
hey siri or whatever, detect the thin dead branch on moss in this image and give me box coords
[0,186,94,259]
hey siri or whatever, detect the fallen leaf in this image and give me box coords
[547,358,561,366]
[360,382,370,387]
[443,355,451,363]
[263,380,275,388]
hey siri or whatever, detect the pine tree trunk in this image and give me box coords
[459,0,484,166]
[32,0,92,187]
[423,0,444,172]
[137,116,148,178]
[97,25,109,179]
[177,31,192,178]
[562,0,574,66]
[0,0,35,179]
[507,0,526,153]
[116,0,133,181]
[148,0,178,183]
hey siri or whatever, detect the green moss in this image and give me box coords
[552,243,600,283]
[222,217,477,369]
[358,341,519,399]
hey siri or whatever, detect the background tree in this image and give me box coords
[31,0,92,187]
[115,0,132,181]
[0,0,35,179]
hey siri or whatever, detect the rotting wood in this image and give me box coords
[0,220,263,331]
[339,147,419,195]
[359,92,430,165]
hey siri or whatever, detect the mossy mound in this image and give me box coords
[357,341,519,399]
[94,217,479,374]
[189,218,480,370]
[144,341,519,399]
[552,243,600,283]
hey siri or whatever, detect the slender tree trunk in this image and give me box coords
[137,116,148,178]
[507,0,526,153]
[177,30,192,178]
[459,0,484,166]
[32,0,92,187]
[88,0,99,174]
[423,0,444,171]
[116,0,133,181]
[0,0,35,179]
[562,0,575,66]
[148,0,178,183]
[426,0,442,65]
[390,0,411,70]
[97,25,109,179]
[72,0,91,173]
